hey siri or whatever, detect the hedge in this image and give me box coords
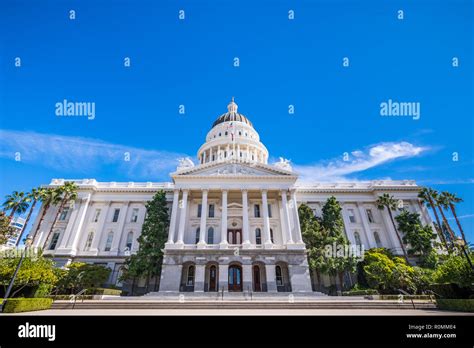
[436,299,474,312]
[380,295,433,300]
[48,295,94,301]
[2,298,53,313]
[342,289,379,296]
[85,288,122,296]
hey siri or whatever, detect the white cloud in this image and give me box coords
[293,141,427,183]
[0,129,188,179]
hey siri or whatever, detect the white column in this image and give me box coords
[278,199,287,244]
[220,190,228,248]
[357,203,376,249]
[176,189,189,245]
[56,199,81,252]
[69,193,92,254]
[281,191,294,245]
[242,190,251,248]
[291,190,304,244]
[341,205,356,245]
[203,151,206,163]
[381,206,403,253]
[262,190,273,248]
[166,190,180,245]
[198,189,208,248]
[111,201,130,254]
[237,144,241,162]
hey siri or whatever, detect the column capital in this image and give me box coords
[241,188,248,194]
[201,188,209,193]
[261,189,268,195]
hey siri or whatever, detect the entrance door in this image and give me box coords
[253,265,261,292]
[209,265,217,292]
[228,265,242,291]
[227,229,242,244]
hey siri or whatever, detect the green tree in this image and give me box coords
[440,191,467,246]
[55,262,111,294]
[433,253,474,288]
[44,182,78,248]
[122,190,170,293]
[16,187,44,246]
[3,191,30,218]
[0,253,58,297]
[30,188,62,243]
[0,211,15,245]
[376,193,409,261]
[418,187,449,250]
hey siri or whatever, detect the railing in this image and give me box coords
[70,289,88,309]
[397,289,416,309]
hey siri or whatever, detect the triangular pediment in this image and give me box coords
[172,161,295,178]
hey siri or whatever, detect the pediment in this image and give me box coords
[172,162,295,178]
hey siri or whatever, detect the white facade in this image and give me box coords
[31,99,431,293]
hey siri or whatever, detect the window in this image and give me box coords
[225,131,228,136]
[93,209,101,222]
[59,207,69,221]
[275,266,283,286]
[208,204,215,218]
[195,228,200,244]
[348,209,356,223]
[219,133,221,136]
[126,231,134,250]
[207,227,214,244]
[270,228,274,243]
[239,131,242,136]
[84,231,94,251]
[254,204,261,218]
[197,204,202,218]
[105,232,114,251]
[366,209,375,223]
[49,232,60,250]
[354,232,362,246]
[131,208,139,223]
[255,228,262,245]
[374,231,382,248]
[268,204,272,218]
[187,265,195,286]
[112,209,120,222]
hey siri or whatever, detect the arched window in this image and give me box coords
[126,231,134,250]
[255,228,262,245]
[275,265,283,286]
[236,231,241,244]
[84,231,94,251]
[374,231,382,248]
[354,232,362,246]
[207,227,214,244]
[187,265,195,286]
[104,231,114,251]
[270,228,274,243]
[195,228,200,244]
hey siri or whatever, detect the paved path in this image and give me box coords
[3,308,471,315]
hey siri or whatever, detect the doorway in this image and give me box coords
[227,229,242,244]
[228,265,242,291]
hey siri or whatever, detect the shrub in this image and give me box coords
[2,298,53,313]
[342,289,379,296]
[433,254,474,288]
[86,288,122,296]
[436,299,474,312]
[380,295,433,300]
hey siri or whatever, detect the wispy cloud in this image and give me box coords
[293,141,428,182]
[0,129,188,179]
[447,214,474,220]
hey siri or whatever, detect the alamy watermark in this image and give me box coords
[380,99,420,120]
[55,99,95,120]
[324,242,365,261]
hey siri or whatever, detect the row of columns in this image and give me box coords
[200,145,268,164]
[166,189,304,248]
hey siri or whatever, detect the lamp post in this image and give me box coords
[1,235,33,313]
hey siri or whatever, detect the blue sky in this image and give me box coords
[0,0,473,241]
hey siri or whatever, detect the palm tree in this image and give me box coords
[15,187,44,246]
[2,191,30,218]
[376,193,409,262]
[435,193,458,245]
[43,182,79,248]
[30,188,62,244]
[418,187,449,250]
[441,191,468,246]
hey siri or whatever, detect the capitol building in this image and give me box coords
[31,99,432,294]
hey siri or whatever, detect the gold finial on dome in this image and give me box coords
[227,97,238,113]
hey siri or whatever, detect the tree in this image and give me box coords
[435,192,458,246]
[16,187,44,246]
[395,210,437,266]
[122,190,170,293]
[0,253,58,297]
[433,253,474,288]
[3,191,30,219]
[30,188,62,243]
[44,182,78,249]
[0,211,15,245]
[440,191,468,246]
[376,193,409,261]
[55,262,111,294]
[418,187,449,250]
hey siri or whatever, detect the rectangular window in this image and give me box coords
[131,208,139,223]
[59,208,69,221]
[366,209,375,223]
[112,209,120,222]
[197,204,202,218]
[254,204,261,218]
[348,209,356,223]
[84,232,94,251]
[105,232,114,251]
[208,204,215,218]
[268,204,272,218]
[93,209,101,222]
[49,232,60,250]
